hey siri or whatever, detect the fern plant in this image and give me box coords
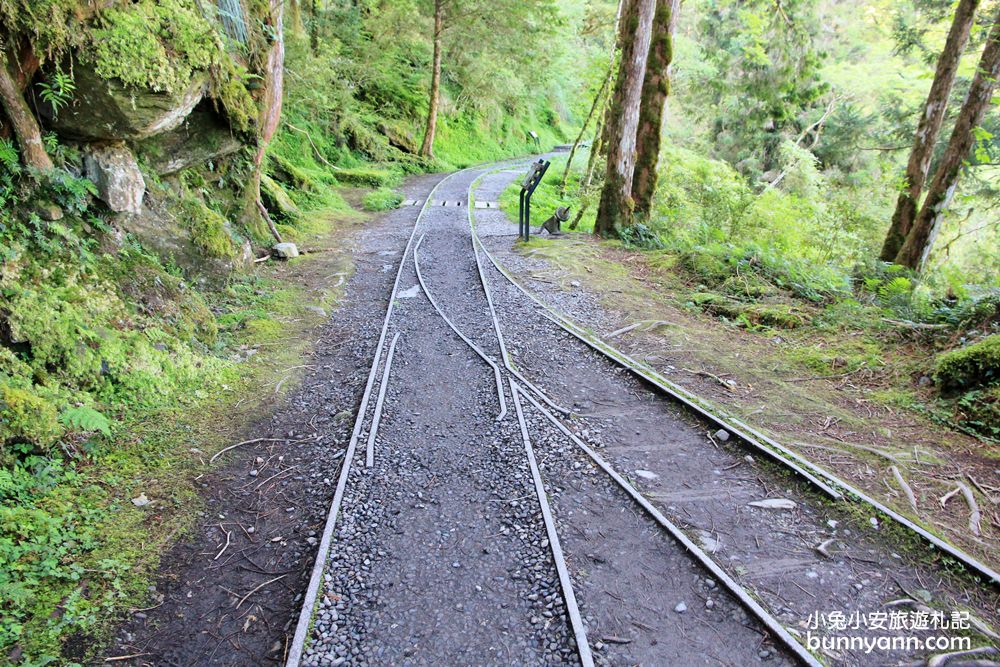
[36,70,76,118]
[59,406,112,437]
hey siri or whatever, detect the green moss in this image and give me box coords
[260,174,301,221]
[0,384,63,449]
[935,335,1000,391]
[335,167,394,188]
[89,0,220,93]
[179,196,237,259]
[0,0,82,57]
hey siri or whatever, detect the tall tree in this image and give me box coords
[595,0,655,236]
[250,0,286,242]
[0,50,52,172]
[697,0,826,178]
[629,0,677,222]
[895,6,1000,272]
[560,0,624,195]
[419,0,444,159]
[880,0,980,261]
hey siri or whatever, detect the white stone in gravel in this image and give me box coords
[748,498,797,510]
[714,429,730,442]
[397,285,420,299]
[674,602,687,613]
[634,469,658,481]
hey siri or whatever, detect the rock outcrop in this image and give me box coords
[84,143,146,214]
[38,62,208,141]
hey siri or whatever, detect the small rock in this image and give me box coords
[273,242,300,259]
[305,305,327,318]
[570,280,581,288]
[748,498,797,510]
[714,429,730,442]
[634,469,658,481]
[674,602,687,613]
[33,200,64,221]
[131,493,151,507]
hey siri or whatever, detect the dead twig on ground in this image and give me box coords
[957,481,983,537]
[236,574,287,609]
[209,438,287,464]
[890,466,920,517]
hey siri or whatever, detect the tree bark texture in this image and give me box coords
[880,0,980,261]
[248,0,285,240]
[0,49,53,172]
[595,0,655,236]
[895,7,1000,272]
[629,0,676,222]
[420,0,444,160]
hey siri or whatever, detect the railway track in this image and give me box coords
[286,160,1000,667]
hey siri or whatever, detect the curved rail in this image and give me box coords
[287,168,467,667]
[466,167,1000,590]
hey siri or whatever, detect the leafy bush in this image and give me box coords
[362,188,403,212]
[935,335,1000,391]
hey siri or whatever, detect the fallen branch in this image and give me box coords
[285,123,341,170]
[968,474,999,504]
[236,574,287,608]
[957,481,982,537]
[881,318,949,331]
[683,368,737,391]
[210,438,287,464]
[890,466,920,517]
[939,486,962,508]
[796,440,902,464]
[606,320,674,339]
[257,199,283,244]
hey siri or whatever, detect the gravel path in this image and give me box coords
[289,160,1000,667]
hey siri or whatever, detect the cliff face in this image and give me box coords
[2,0,284,280]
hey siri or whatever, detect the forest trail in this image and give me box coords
[108,161,999,666]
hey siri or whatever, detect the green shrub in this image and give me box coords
[336,167,394,188]
[935,335,1000,391]
[956,386,1000,438]
[362,188,403,212]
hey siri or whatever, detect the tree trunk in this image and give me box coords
[559,74,610,196]
[420,0,444,160]
[0,50,53,172]
[594,0,655,236]
[895,8,1000,272]
[559,0,625,195]
[249,0,285,243]
[629,0,676,222]
[583,112,605,188]
[879,0,980,261]
[310,0,319,54]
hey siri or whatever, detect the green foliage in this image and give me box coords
[178,196,237,259]
[952,385,1000,440]
[89,0,221,93]
[362,188,403,212]
[935,335,1000,391]
[35,70,75,118]
[59,406,112,437]
[0,0,82,57]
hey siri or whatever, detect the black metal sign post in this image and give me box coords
[518,159,550,243]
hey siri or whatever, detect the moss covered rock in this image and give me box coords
[935,335,1000,391]
[135,105,243,175]
[38,61,209,141]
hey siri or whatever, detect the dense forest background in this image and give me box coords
[0,0,998,662]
